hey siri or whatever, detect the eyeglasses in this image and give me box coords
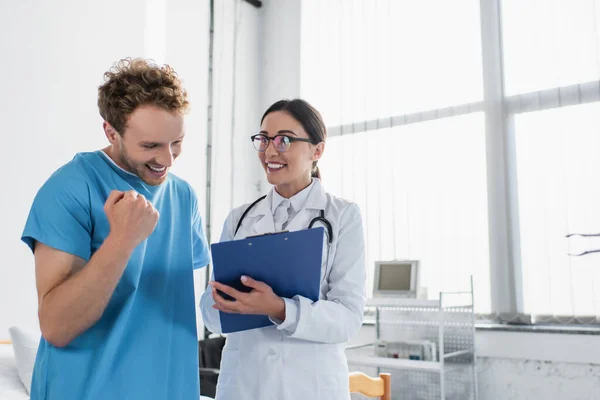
[250,134,315,153]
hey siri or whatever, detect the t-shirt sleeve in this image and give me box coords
[21,170,92,261]
[191,192,211,270]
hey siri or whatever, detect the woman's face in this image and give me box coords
[258,111,324,197]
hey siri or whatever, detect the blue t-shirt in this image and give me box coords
[21,151,210,400]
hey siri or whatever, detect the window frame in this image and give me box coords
[308,0,600,325]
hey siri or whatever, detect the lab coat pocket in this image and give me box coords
[318,370,349,398]
[317,346,349,396]
[216,349,239,388]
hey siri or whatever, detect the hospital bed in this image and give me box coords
[0,342,28,400]
[0,341,214,400]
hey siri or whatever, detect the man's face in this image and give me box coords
[107,105,185,186]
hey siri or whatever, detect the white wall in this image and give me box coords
[0,0,226,340]
[0,0,267,341]
[349,325,600,399]
[209,0,263,240]
[477,357,600,400]
[1,0,162,339]
[193,0,265,338]
[476,330,600,399]
[253,0,303,193]
[259,0,302,109]
[199,0,303,233]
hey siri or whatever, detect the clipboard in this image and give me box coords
[210,227,324,333]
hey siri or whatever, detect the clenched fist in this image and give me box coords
[104,190,159,249]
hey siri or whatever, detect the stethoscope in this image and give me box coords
[234,194,334,283]
[234,195,334,244]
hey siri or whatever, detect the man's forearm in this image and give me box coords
[39,236,134,347]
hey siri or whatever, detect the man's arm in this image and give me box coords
[35,190,159,348]
[35,238,132,347]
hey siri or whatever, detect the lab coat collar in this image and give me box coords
[271,179,315,214]
[244,179,328,236]
[247,178,327,218]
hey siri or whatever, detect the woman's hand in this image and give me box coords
[210,276,286,321]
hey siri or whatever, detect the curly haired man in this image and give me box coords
[21,58,210,400]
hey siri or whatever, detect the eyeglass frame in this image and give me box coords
[250,132,317,153]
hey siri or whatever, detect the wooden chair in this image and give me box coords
[349,371,391,400]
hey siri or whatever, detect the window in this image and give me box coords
[502,0,600,95]
[515,104,600,321]
[503,0,600,322]
[301,0,600,322]
[301,0,490,313]
[301,0,483,127]
[319,114,491,312]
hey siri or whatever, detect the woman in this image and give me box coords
[200,99,366,400]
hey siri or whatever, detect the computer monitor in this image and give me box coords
[373,260,420,298]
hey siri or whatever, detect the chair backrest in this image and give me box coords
[198,336,226,370]
[349,371,391,400]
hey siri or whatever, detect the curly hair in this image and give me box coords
[98,58,189,134]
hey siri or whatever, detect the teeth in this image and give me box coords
[268,163,285,169]
[148,165,166,172]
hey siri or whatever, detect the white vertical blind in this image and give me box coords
[301,0,484,129]
[319,114,491,312]
[515,104,600,321]
[502,0,600,96]
[502,0,600,322]
[210,0,263,243]
[301,0,490,312]
[301,0,600,321]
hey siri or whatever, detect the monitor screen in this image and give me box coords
[378,263,412,291]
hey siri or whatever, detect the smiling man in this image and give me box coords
[21,58,210,400]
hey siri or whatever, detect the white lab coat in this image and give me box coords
[200,179,366,400]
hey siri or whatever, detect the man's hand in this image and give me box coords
[210,276,286,320]
[35,189,159,347]
[104,190,159,249]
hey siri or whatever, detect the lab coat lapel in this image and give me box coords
[285,179,328,233]
[243,190,275,237]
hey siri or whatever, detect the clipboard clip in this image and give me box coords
[246,230,289,239]
[217,230,290,301]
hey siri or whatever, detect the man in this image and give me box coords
[21,58,210,399]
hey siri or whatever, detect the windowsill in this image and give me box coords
[360,320,600,364]
[476,326,600,364]
[475,323,600,335]
[362,319,600,335]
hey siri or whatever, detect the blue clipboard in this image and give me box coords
[211,227,324,333]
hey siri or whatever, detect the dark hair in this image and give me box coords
[261,99,327,179]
